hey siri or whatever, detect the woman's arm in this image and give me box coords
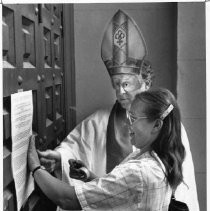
[28,135,82,210]
[33,168,81,210]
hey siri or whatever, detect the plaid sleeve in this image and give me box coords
[75,162,144,210]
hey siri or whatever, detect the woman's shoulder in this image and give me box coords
[123,151,166,179]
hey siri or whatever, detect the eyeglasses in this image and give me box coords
[126,110,148,125]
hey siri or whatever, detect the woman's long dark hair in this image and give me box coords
[134,88,185,190]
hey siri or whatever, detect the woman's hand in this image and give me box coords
[27,135,40,172]
[69,159,97,182]
[69,159,88,181]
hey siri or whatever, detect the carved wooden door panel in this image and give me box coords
[3,4,66,211]
[39,4,65,151]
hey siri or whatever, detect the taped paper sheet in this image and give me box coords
[11,90,34,211]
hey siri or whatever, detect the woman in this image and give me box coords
[28,87,185,210]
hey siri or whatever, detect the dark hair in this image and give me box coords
[134,88,185,190]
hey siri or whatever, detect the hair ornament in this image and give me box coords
[160,104,174,120]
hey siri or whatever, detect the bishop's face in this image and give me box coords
[111,74,147,110]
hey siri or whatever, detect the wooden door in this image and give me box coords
[3,4,74,211]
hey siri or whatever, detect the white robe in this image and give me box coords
[55,108,199,211]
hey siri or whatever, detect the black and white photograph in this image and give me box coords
[1,1,207,211]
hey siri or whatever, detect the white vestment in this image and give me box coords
[55,108,199,211]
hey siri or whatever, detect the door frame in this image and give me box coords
[63,4,76,134]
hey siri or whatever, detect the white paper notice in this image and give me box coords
[11,90,34,211]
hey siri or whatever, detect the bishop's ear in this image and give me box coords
[152,119,163,133]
